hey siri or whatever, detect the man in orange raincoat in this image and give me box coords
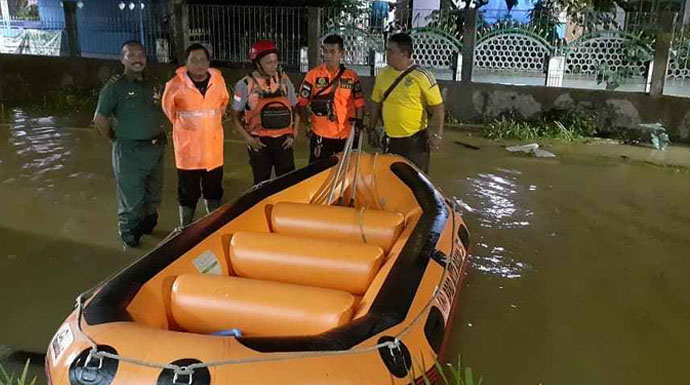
[162,43,230,227]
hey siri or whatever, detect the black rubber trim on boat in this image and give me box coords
[458,224,470,251]
[156,359,210,385]
[424,306,446,354]
[68,345,118,385]
[431,250,448,267]
[377,336,412,378]
[83,156,339,325]
[236,161,449,352]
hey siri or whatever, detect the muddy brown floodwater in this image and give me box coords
[1,108,689,384]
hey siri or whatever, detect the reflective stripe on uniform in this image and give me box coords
[177,109,221,118]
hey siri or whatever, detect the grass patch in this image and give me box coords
[483,111,599,142]
[410,355,483,385]
[0,360,37,385]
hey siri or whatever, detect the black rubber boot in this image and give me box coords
[139,213,158,235]
[204,199,222,214]
[179,205,195,228]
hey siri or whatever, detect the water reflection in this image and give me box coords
[470,172,532,229]
[459,169,534,279]
[471,253,527,279]
[5,109,72,188]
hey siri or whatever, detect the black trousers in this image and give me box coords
[177,166,223,208]
[309,134,347,163]
[309,131,363,163]
[248,135,295,185]
[385,130,430,173]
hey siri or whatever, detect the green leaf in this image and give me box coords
[446,362,462,385]
[457,354,465,385]
[465,366,474,385]
[0,362,12,385]
[19,359,30,385]
[434,360,450,385]
[422,370,433,385]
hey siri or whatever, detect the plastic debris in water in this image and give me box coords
[506,143,556,158]
[506,143,539,153]
[639,123,671,150]
[651,132,670,150]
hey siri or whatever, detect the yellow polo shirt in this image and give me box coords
[371,66,444,138]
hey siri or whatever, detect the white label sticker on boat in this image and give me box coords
[193,250,222,275]
[435,247,464,322]
[51,323,74,364]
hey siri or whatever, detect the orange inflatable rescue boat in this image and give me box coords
[45,151,470,385]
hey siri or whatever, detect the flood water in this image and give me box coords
[1,108,689,384]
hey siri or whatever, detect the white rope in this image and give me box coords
[73,199,458,379]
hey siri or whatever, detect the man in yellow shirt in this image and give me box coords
[369,33,445,173]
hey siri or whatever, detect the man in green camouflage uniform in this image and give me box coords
[93,41,166,247]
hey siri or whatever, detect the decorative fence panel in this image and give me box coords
[409,28,461,80]
[666,24,690,80]
[410,28,461,69]
[475,28,552,74]
[664,23,690,96]
[319,8,463,78]
[563,32,653,77]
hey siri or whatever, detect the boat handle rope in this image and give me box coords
[327,124,356,204]
[73,207,459,380]
[173,370,194,385]
[357,206,368,244]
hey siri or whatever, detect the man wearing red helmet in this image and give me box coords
[229,40,300,185]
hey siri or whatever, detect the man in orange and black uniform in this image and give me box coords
[297,34,365,163]
[229,40,300,185]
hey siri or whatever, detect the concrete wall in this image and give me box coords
[2,53,690,143]
[441,81,690,142]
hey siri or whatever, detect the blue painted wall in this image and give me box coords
[37,0,158,57]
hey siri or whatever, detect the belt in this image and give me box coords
[118,132,167,145]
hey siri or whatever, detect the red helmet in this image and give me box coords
[249,40,278,62]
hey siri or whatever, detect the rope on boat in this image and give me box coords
[357,206,368,244]
[73,198,459,381]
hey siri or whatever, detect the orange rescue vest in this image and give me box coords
[242,73,294,138]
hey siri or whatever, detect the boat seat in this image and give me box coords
[270,202,405,253]
[229,232,385,295]
[171,274,355,337]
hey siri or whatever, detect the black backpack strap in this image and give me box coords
[313,65,346,99]
[381,65,418,103]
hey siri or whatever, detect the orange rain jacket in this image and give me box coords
[162,67,230,170]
